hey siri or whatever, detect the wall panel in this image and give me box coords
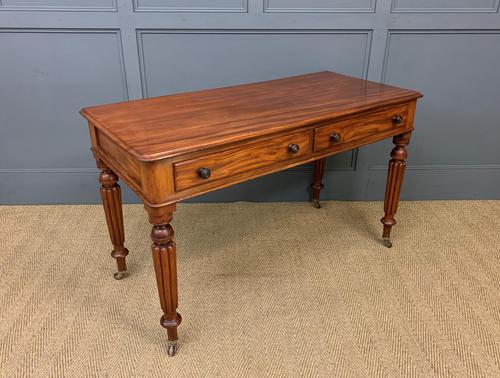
[391,0,499,13]
[367,31,500,167]
[133,0,247,12]
[0,0,116,11]
[138,29,371,172]
[138,30,371,97]
[0,29,127,170]
[264,0,375,13]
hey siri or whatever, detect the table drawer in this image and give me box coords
[314,104,409,152]
[174,130,313,191]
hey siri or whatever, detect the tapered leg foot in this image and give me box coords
[113,271,127,280]
[311,158,326,209]
[99,166,129,278]
[167,340,178,357]
[383,237,392,248]
[147,204,182,356]
[381,133,411,247]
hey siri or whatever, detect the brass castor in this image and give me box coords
[113,271,126,280]
[167,342,177,357]
[383,238,393,248]
[312,199,321,209]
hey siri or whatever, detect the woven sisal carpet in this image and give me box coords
[1,201,499,377]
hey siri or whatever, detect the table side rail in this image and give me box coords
[90,99,416,207]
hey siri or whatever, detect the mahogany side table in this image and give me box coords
[80,71,422,356]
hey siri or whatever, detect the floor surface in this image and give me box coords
[1,201,499,377]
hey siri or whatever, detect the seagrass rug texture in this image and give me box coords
[1,201,499,377]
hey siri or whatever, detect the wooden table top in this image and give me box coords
[80,71,421,161]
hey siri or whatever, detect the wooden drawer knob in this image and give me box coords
[197,167,211,179]
[392,115,403,125]
[329,133,341,143]
[288,143,300,154]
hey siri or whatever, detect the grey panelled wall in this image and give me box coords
[0,0,499,204]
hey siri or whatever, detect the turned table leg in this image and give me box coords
[311,158,326,209]
[145,204,182,357]
[381,132,411,248]
[99,165,129,279]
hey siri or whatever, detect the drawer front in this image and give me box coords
[314,104,409,152]
[174,130,313,191]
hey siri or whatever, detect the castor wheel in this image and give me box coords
[383,238,393,248]
[167,343,177,357]
[312,199,321,209]
[113,271,126,280]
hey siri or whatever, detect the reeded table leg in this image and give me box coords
[311,158,326,209]
[145,204,182,357]
[99,165,129,279]
[381,132,411,248]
